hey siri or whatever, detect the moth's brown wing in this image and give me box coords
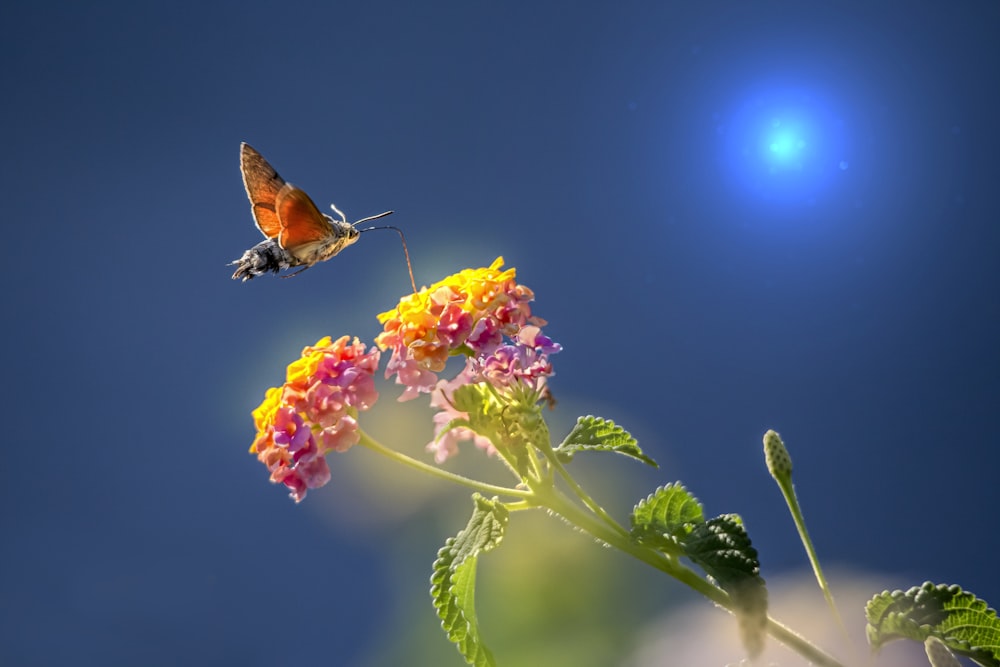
[274,183,334,250]
[240,143,286,239]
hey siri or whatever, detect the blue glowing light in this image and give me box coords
[717,83,848,207]
[767,121,806,168]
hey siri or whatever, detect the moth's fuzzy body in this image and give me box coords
[230,217,359,281]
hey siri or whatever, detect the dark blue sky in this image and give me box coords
[3,2,998,665]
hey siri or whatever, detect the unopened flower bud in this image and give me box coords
[763,429,793,480]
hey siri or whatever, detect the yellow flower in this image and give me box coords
[286,336,333,386]
[376,256,514,327]
[249,386,282,453]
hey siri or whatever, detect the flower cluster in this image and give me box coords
[249,336,379,502]
[246,258,561,500]
[375,257,561,461]
[375,257,554,396]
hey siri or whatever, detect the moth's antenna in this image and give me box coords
[352,210,394,226]
[329,202,348,224]
[358,219,418,294]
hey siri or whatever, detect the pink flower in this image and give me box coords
[273,407,312,453]
[249,336,380,502]
[385,354,439,401]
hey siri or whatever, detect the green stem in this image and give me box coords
[535,485,730,603]
[539,447,630,539]
[765,618,848,667]
[534,484,845,667]
[775,474,851,647]
[356,429,532,499]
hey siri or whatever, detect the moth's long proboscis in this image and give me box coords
[359,223,417,293]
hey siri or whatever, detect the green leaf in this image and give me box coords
[450,383,492,418]
[629,483,704,554]
[446,383,538,477]
[684,515,768,659]
[430,494,509,667]
[866,582,1000,666]
[555,415,658,467]
[630,485,768,658]
[450,384,503,450]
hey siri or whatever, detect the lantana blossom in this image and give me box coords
[250,336,379,502]
[375,257,550,399]
[376,257,561,462]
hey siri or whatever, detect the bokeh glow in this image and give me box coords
[718,83,849,208]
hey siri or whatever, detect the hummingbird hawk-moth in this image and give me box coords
[230,143,414,289]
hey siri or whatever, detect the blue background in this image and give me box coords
[2,2,998,665]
